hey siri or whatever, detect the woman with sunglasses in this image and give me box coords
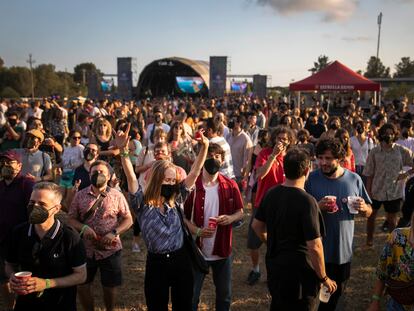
[115,124,209,311]
[58,130,85,207]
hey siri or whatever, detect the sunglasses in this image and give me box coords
[72,136,81,140]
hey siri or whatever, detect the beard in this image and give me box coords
[321,165,338,177]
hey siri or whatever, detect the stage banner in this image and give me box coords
[253,75,267,98]
[117,57,134,100]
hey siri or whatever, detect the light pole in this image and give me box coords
[376,12,382,59]
[27,54,36,100]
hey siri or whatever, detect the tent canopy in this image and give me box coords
[289,61,380,92]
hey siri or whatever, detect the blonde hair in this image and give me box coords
[144,160,183,206]
[93,118,112,138]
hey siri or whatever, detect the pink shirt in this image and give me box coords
[69,186,131,259]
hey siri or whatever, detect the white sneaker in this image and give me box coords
[132,243,141,253]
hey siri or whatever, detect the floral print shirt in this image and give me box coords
[376,227,414,283]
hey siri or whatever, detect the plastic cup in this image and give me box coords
[347,196,360,214]
[208,217,217,229]
[324,196,338,213]
[14,271,32,280]
[14,271,32,295]
[319,285,331,303]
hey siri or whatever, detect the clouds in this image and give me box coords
[255,0,359,22]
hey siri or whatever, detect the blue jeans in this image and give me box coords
[192,256,232,311]
[386,297,407,311]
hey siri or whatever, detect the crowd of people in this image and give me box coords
[0,94,413,311]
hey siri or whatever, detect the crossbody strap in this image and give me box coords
[81,189,108,223]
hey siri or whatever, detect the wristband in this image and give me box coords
[320,275,328,283]
[80,224,89,237]
[371,294,381,301]
[45,278,51,289]
[120,149,129,158]
[196,228,201,237]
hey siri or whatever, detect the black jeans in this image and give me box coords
[267,264,320,311]
[145,247,194,311]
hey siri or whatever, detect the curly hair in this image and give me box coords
[315,138,346,160]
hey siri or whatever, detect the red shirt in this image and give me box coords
[184,174,244,258]
[254,147,285,208]
[341,151,356,172]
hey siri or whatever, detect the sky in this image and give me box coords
[0,0,413,87]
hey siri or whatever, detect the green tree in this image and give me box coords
[364,56,390,78]
[308,55,330,74]
[73,62,103,84]
[34,64,62,97]
[0,86,20,98]
[1,67,32,96]
[394,57,414,78]
[0,57,4,69]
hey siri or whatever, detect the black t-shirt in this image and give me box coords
[304,122,326,139]
[255,185,324,268]
[73,164,91,190]
[6,220,86,311]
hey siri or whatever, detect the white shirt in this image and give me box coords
[201,183,224,261]
[62,145,85,171]
[396,137,414,153]
[350,135,375,166]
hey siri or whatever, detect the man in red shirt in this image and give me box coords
[247,126,293,285]
[184,143,244,311]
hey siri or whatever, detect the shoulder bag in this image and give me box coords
[176,192,209,274]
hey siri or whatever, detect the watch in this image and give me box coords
[112,229,119,237]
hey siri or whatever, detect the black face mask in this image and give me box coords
[8,119,17,127]
[83,149,95,161]
[161,184,178,200]
[204,158,221,175]
[355,126,364,134]
[329,123,339,130]
[382,134,394,144]
[227,121,235,129]
[155,116,162,124]
[90,172,107,188]
[297,135,306,143]
[28,203,55,224]
[1,166,17,180]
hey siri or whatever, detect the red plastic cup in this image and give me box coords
[208,217,217,229]
[324,195,338,213]
[195,131,202,140]
[14,271,32,295]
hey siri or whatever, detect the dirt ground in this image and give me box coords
[1,207,388,311]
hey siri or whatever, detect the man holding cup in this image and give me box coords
[184,143,244,311]
[5,182,87,310]
[305,138,372,311]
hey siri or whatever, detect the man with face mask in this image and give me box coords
[145,106,170,147]
[68,160,132,311]
[72,143,100,191]
[5,182,87,310]
[364,123,414,245]
[305,138,372,311]
[184,143,244,311]
[0,150,35,309]
[0,111,24,152]
[16,129,53,182]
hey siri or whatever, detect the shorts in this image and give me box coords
[59,170,75,188]
[247,208,263,250]
[85,250,122,287]
[371,199,402,214]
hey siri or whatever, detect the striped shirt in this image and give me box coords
[210,136,235,179]
[129,182,191,254]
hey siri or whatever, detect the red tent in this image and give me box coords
[289,61,380,92]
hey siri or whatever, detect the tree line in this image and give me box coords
[309,55,414,78]
[0,58,103,98]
